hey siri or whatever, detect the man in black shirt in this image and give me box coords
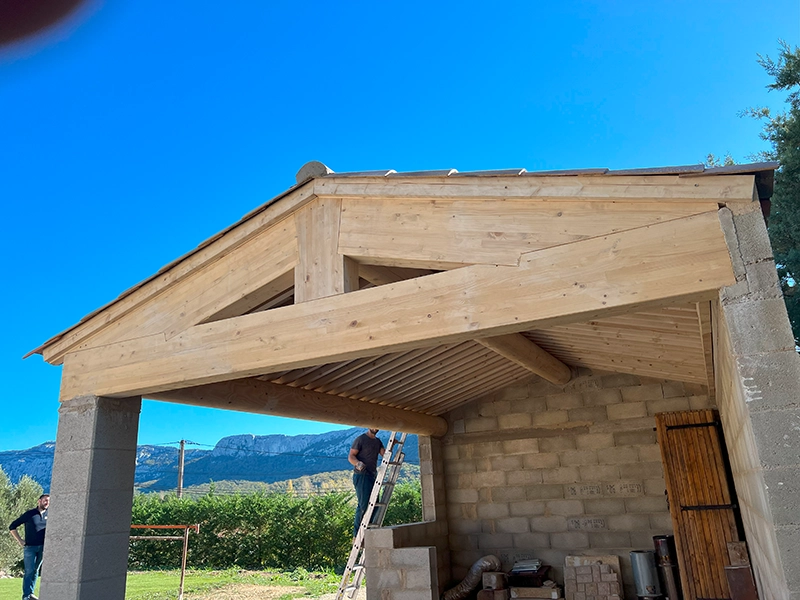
[8,494,49,600]
[348,428,385,538]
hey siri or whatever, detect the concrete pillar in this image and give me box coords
[717,207,800,600]
[40,395,141,600]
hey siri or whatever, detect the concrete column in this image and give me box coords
[717,207,800,600]
[40,395,141,600]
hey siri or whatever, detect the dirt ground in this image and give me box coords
[185,584,304,599]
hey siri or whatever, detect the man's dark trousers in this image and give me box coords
[22,544,44,599]
[353,471,376,537]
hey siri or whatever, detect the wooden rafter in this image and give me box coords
[59,211,735,401]
[148,378,448,437]
[696,301,716,401]
[477,333,572,385]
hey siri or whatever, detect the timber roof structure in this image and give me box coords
[29,161,778,435]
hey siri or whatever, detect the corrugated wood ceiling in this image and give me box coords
[259,303,708,416]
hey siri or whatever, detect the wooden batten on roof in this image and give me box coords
[29,161,777,434]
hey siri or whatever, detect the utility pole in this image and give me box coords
[177,439,185,499]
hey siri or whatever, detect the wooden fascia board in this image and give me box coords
[148,378,449,437]
[59,210,736,401]
[34,184,318,365]
[314,174,757,203]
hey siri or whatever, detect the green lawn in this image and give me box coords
[0,568,340,600]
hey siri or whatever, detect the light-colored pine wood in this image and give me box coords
[315,174,756,202]
[477,333,572,384]
[358,264,437,286]
[37,184,316,364]
[59,211,735,400]
[148,378,448,437]
[696,301,716,401]
[294,198,359,302]
[339,198,721,268]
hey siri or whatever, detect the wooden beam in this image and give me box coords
[148,378,449,437]
[36,185,315,364]
[294,197,359,302]
[315,174,757,203]
[696,301,716,401]
[358,264,436,286]
[477,333,572,385]
[339,198,723,268]
[43,219,299,364]
[59,211,736,401]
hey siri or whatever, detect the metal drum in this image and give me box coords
[653,535,682,600]
[630,550,662,600]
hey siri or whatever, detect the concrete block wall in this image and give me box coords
[362,436,451,600]
[716,206,800,600]
[443,371,713,599]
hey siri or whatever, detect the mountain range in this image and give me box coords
[0,428,418,493]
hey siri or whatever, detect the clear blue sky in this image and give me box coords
[1,0,797,451]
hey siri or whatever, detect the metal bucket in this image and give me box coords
[631,550,662,599]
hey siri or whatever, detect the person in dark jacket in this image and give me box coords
[8,494,49,600]
[348,429,385,538]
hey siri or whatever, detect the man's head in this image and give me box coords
[37,494,49,511]
[367,428,379,437]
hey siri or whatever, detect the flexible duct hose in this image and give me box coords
[442,554,501,600]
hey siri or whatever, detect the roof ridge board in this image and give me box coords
[681,161,780,176]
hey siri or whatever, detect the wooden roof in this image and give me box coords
[29,162,775,435]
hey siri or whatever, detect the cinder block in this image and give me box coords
[510,500,546,517]
[513,532,551,548]
[614,430,657,446]
[731,209,774,264]
[543,467,580,484]
[466,417,499,433]
[448,488,479,504]
[474,471,507,487]
[607,402,647,420]
[646,397,691,415]
[508,470,544,486]
[637,445,663,463]
[575,433,615,450]
[597,447,639,465]
[478,590,509,600]
[499,413,533,429]
[503,438,540,455]
[643,479,667,497]
[483,571,508,590]
[688,396,713,413]
[478,503,511,519]
[540,437,577,452]
[491,455,524,472]
[560,450,599,466]
[618,462,663,479]
[391,547,437,568]
[620,385,663,403]
[512,396,549,413]
[578,465,619,481]
[526,484,565,500]
[625,496,668,513]
[584,498,626,515]
[607,514,651,531]
[497,517,531,534]
[589,531,632,548]
[404,566,434,590]
[583,389,623,407]
[478,533,514,548]
[547,392,585,410]
[532,411,570,426]
[368,568,402,589]
[600,374,642,388]
[749,409,800,468]
[531,515,569,533]
[735,351,800,412]
[546,499,584,516]
[722,298,796,354]
[523,453,560,469]
[568,407,609,423]
[762,468,800,526]
[551,531,589,549]
[492,487,527,503]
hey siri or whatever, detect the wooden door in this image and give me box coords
[656,409,743,600]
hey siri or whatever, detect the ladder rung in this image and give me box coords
[353,564,365,571]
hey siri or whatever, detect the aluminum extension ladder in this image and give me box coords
[336,431,408,600]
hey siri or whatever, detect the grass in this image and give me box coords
[0,568,340,600]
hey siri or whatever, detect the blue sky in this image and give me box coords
[1,0,797,451]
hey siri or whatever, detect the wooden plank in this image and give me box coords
[315,174,757,202]
[477,333,572,384]
[59,211,736,400]
[148,378,448,437]
[696,301,716,402]
[44,218,299,364]
[358,264,438,286]
[339,198,721,268]
[38,184,315,364]
[294,197,358,302]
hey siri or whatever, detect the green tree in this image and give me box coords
[0,467,43,573]
[745,41,800,344]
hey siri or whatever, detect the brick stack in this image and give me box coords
[564,556,622,600]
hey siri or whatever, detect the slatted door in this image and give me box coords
[656,410,743,600]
